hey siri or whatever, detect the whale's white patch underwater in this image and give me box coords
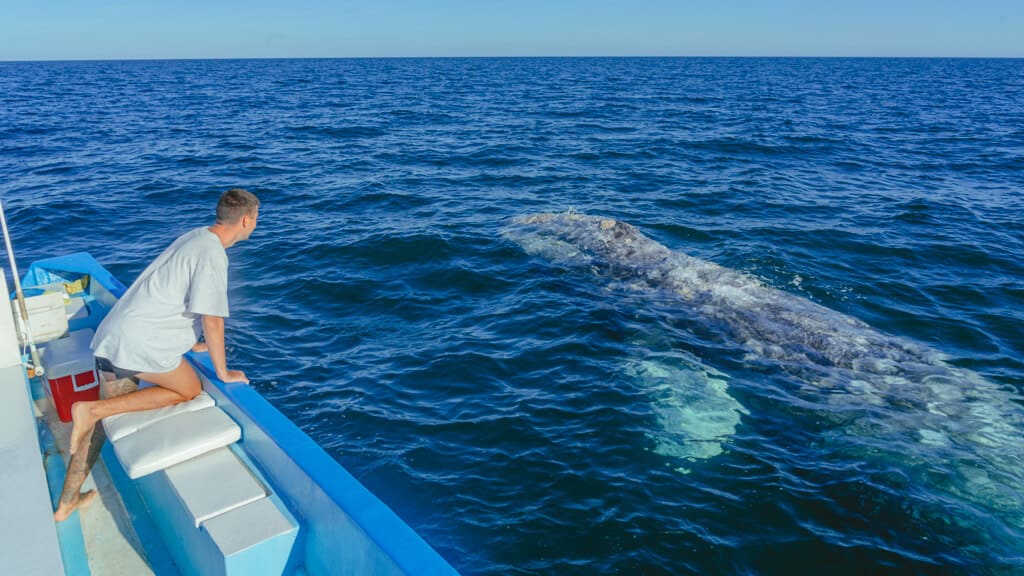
[503,211,1024,536]
[624,350,747,474]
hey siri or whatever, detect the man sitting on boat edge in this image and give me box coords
[54,188,259,522]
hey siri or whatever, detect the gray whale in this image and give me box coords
[504,211,1024,535]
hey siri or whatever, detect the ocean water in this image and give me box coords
[2,57,1023,575]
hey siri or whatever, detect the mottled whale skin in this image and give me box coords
[504,212,1024,532]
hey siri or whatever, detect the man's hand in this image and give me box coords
[218,369,249,384]
[191,342,209,353]
[202,315,248,384]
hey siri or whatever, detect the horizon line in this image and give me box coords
[3,54,1023,64]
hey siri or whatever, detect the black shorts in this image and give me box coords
[95,356,143,381]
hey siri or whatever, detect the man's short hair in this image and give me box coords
[216,188,260,224]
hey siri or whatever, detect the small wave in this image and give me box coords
[286,124,387,139]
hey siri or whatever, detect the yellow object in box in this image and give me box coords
[63,275,89,295]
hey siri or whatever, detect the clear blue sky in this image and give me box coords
[1,0,1021,61]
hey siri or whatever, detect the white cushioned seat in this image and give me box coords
[103,391,216,442]
[164,447,267,527]
[111,406,241,479]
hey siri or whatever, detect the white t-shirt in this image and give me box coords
[92,227,229,373]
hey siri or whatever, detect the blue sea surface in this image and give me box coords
[2,57,1023,575]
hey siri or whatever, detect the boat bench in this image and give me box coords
[104,391,298,576]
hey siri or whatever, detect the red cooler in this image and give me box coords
[40,329,100,422]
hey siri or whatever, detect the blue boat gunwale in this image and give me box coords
[24,252,459,576]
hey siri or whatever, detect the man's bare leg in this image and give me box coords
[54,375,138,522]
[68,358,202,455]
[53,424,103,522]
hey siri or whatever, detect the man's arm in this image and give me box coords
[201,315,249,384]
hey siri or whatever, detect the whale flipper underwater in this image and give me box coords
[503,211,1024,537]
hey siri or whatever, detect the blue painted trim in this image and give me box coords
[26,366,90,575]
[23,252,128,297]
[34,391,91,576]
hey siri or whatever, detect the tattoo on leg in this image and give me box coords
[59,424,105,507]
[101,376,140,400]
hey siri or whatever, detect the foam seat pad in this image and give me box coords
[111,406,241,479]
[103,391,216,442]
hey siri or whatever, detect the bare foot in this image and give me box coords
[191,342,209,353]
[69,402,97,456]
[54,489,98,522]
